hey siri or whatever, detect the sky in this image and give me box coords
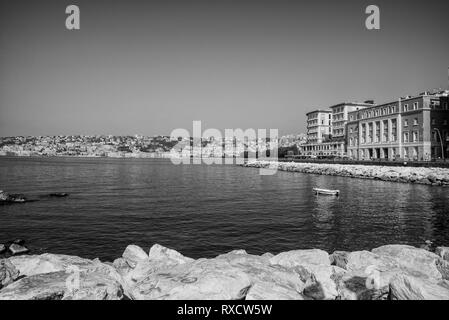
[0,0,448,136]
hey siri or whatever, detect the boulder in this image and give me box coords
[245,282,305,300]
[0,244,6,254]
[127,258,252,300]
[0,259,20,289]
[112,258,132,276]
[120,245,195,294]
[334,269,397,300]
[269,249,331,268]
[389,273,449,300]
[269,249,343,299]
[7,253,123,287]
[122,245,148,268]
[436,247,449,262]
[148,244,194,265]
[331,250,399,273]
[372,245,447,280]
[8,244,29,255]
[13,239,25,246]
[215,251,305,299]
[0,270,123,300]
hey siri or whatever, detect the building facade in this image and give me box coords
[300,102,374,157]
[329,101,375,141]
[346,93,449,161]
[305,109,332,144]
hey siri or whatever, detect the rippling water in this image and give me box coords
[0,157,448,261]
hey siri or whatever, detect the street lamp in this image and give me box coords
[434,128,445,161]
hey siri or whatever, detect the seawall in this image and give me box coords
[244,160,449,186]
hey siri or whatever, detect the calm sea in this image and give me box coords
[1,156,448,261]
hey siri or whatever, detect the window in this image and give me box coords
[412,132,418,142]
[404,119,408,127]
[413,118,418,126]
[404,104,409,112]
[404,132,409,142]
[413,102,418,110]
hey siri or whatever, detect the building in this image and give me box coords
[305,109,332,144]
[300,101,374,157]
[329,101,375,141]
[346,92,449,160]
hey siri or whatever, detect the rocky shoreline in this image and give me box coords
[244,160,449,186]
[1,243,449,300]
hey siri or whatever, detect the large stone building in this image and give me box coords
[300,102,374,157]
[346,92,449,160]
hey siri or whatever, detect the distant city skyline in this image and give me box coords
[1,0,448,137]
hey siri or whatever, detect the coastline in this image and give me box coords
[244,160,449,186]
[1,243,449,300]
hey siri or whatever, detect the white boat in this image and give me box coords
[313,188,340,196]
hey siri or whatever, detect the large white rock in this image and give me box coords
[334,269,397,300]
[269,249,331,268]
[120,244,194,291]
[148,244,194,265]
[122,245,148,268]
[8,244,29,255]
[269,249,343,299]
[215,251,305,299]
[372,245,447,280]
[389,273,449,300]
[128,258,252,300]
[0,259,20,289]
[0,270,123,300]
[245,282,305,300]
[331,250,399,273]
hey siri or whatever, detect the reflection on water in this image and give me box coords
[1,157,449,261]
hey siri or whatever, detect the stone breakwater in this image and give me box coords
[1,244,449,300]
[244,160,449,186]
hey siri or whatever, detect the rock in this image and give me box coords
[128,258,252,300]
[389,273,449,300]
[215,251,305,299]
[331,250,398,273]
[0,244,6,254]
[0,270,123,300]
[436,247,449,262]
[245,282,305,300]
[13,239,25,246]
[0,191,27,204]
[269,249,331,268]
[119,245,195,295]
[7,253,122,285]
[269,249,343,299]
[8,244,29,255]
[0,259,20,289]
[122,245,148,268]
[372,245,447,280]
[112,258,131,276]
[261,252,274,259]
[334,269,397,300]
[148,244,194,265]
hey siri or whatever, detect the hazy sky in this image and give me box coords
[1,0,448,136]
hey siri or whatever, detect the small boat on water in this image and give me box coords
[313,188,340,196]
